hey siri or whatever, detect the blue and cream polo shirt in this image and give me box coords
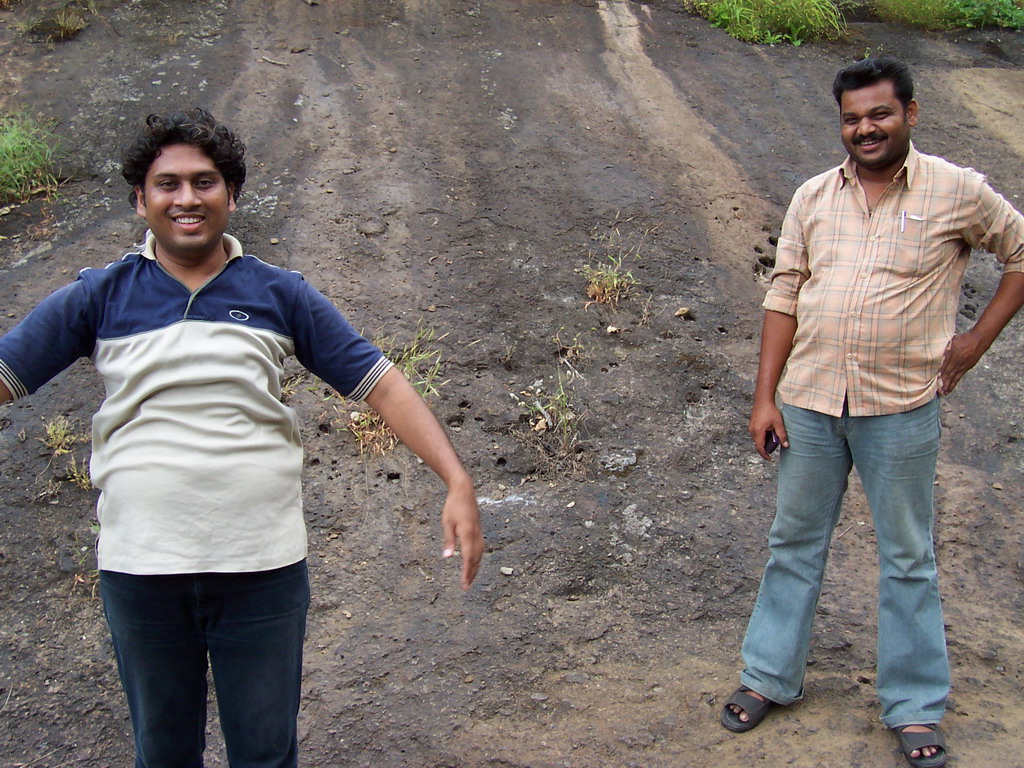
[0,232,392,574]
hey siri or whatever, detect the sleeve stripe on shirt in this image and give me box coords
[0,359,28,399]
[347,357,393,401]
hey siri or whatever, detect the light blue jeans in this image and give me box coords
[740,399,948,728]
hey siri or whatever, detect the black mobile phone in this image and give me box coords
[765,430,780,454]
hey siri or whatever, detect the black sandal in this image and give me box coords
[895,724,947,768]
[720,686,775,733]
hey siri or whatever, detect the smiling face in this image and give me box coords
[839,79,918,184]
[135,143,236,269]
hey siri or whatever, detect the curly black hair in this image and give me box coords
[121,108,246,206]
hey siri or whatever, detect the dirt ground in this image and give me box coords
[1,1,1024,766]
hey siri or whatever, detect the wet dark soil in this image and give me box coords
[2,2,1024,766]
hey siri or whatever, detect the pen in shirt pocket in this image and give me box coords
[900,210,924,232]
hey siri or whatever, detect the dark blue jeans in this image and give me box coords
[100,561,310,768]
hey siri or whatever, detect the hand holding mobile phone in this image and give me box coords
[765,430,780,454]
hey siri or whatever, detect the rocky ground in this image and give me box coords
[1,1,1024,766]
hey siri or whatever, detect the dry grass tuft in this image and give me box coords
[40,414,78,456]
[345,324,447,456]
[510,377,588,479]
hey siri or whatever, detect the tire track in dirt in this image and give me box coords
[948,68,1024,161]
[209,0,442,313]
[595,1,774,286]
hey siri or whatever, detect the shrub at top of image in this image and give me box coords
[0,110,58,205]
[691,0,1024,44]
[870,0,1024,29]
[695,0,847,45]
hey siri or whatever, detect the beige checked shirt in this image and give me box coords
[765,143,1024,417]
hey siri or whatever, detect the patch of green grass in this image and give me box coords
[868,0,953,26]
[40,414,78,456]
[0,110,58,204]
[514,379,578,440]
[945,0,1024,27]
[52,7,87,39]
[17,1,98,41]
[583,251,639,308]
[583,221,658,309]
[510,377,587,478]
[66,454,94,491]
[380,324,447,400]
[869,0,1024,28]
[696,0,846,44]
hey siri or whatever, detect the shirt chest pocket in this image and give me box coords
[876,212,959,279]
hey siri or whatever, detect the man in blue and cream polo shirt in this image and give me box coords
[0,108,484,768]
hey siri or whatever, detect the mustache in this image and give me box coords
[854,132,886,145]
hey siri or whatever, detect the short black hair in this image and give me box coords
[832,57,914,109]
[121,108,246,206]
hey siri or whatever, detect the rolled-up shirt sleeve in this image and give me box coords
[762,189,810,317]
[969,179,1024,272]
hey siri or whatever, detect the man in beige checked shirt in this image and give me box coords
[719,58,1024,768]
